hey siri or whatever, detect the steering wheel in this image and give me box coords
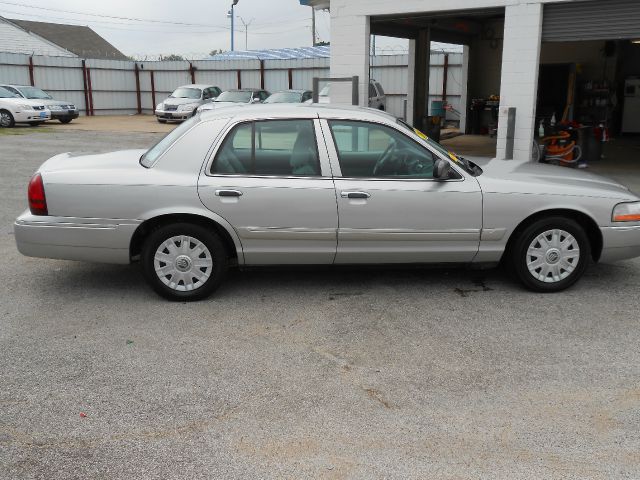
[372,139,396,176]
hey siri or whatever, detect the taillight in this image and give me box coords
[28,173,48,215]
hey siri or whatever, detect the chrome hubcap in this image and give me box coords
[154,235,213,292]
[0,112,11,127]
[526,229,580,283]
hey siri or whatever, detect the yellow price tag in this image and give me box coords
[413,128,428,140]
[448,151,460,163]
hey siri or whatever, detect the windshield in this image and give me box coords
[264,92,301,103]
[140,116,199,167]
[169,87,201,99]
[18,86,52,100]
[0,86,19,98]
[397,119,483,176]
[319,84,330,96]
[215,91,252,103]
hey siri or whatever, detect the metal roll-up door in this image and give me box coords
[543,0,640,42]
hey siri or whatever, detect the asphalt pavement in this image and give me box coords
[1,126,640,479]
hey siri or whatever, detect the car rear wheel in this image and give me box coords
[141,223,229,301]
[0,110,14,128]
[511,217,590,292]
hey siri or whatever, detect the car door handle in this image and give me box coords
[215,189,243,197]
[341,191,371,199]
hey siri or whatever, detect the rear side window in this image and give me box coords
[212,120,320,176]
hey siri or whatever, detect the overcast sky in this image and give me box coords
[0,0,410,58]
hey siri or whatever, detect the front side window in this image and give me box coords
[0,86,19,98]
[328,120,435,178]
[212,120,320,176]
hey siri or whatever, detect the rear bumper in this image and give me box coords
[14,211,140,264]
[600,225,640,262]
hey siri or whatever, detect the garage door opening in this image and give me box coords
[371,7,506,160]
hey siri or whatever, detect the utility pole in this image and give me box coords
[239,16,254,50]
[228,0,239,51]
[311,8,316,46]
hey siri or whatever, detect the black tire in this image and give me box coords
[157,118,167,124]
[59,118,73,124]
[141,223,229,301]
[0,109,15,128]
[29,122,44,127]
[510,216,590,292]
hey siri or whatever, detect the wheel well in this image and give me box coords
[503,209,603,262]
[129,213,238,261]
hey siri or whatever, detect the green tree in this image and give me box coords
[161,54,184,61]
[209,49,224,57]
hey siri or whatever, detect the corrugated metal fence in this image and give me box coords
[0,51,465,121]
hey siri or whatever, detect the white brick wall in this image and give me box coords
[496,3,543,160]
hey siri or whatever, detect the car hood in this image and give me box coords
[162,97,201,106]
[474,158,637,200]
[35,99,74,107]
[39,149,147,177]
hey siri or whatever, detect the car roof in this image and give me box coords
[272,89,309,94]
[199,103,397,123]
[176,84,218,89]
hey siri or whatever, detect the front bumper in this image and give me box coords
[49,109,79,120]
[600,224,640,262]
[14,211,140,264]
[13,110,51,123]
[155,109,194,121]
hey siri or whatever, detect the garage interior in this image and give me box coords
[371,1,640,193]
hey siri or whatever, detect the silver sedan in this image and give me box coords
[14,105,640,300]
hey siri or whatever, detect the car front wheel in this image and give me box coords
[0,110,15,128]
[511,217,590,292]
[59,118,73,124]
[141,223,229,301]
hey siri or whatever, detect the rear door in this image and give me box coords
[198,118,338,265]
[322,119,482,264]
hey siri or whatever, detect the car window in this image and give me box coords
[368,83,377,99]
[328,120,435,179]
[375,82,385,96]
[3,86,21,96]
[302,91,312,102]
[212,120,320,176]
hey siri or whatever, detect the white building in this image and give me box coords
[306,0,640,162]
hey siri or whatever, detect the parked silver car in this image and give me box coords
[15,105,640,300]
[197,89,270,113]
[155,84,221,123]
[0,84,77,123]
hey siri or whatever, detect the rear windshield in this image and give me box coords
[216,91,252,103]
[264,92,301,103]
[140,116,199,168]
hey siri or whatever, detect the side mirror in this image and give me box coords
[433,158,452,180]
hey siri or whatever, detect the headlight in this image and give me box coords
[18,104,33,110]
[178,104,196,112]
[156,103,164,110]
[49,105,62,111]
[612,202,640,222]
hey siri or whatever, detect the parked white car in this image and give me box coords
[0,84,78,124]
[0,86,50,127]
[315,79,386,110]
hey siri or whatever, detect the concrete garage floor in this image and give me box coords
[1,124,640,479]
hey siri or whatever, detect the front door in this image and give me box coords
[198,118,338,265]
[322,119,482,264]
